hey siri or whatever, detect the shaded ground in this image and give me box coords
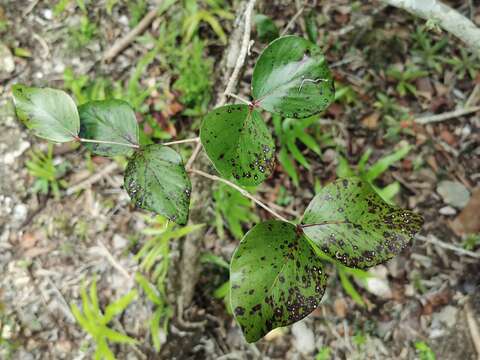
[1,0,479,359]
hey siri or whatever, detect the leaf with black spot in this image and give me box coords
[12,85,80,142]
[124,144,191,225]
[78,99,139,157]
[252,35,334,119]
[230,220,327,343]
[301,178,424,269]
[200,104,275,186]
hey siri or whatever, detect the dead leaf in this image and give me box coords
[361,112,380,129]
[334,298,348,318]
[450,187,480,235]
[416,77,433,100]
[421,289,451,316]
[439,129,457,146]
[326,103,343,118]
[20,233,37,249]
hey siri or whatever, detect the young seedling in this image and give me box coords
[12,35,423,343]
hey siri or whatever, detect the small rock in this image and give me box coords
[432,305,458,328]
[437,180,470,208]
[292,320,315,355]
[112,234,128,249]
[439,206,456,216]
[12,203,28,225]
[0,43,14,75]
[55,339,72,353]
[365,266,392,299]
[42,9,52,20]
[322,148,336,163]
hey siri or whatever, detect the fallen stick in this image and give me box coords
[66,162,119,196]
[465,298,480,359]
[103,1,169,62]
[416,234,480,259]
[382,0,480,55]
[414,106,480,124]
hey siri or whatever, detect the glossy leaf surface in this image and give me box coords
[301,178,424,268]
[252,36,334,118]
[124,144,191,225]
[12,85,80,142]
[79,99,139,156]
[200,104,275,186]
[230,221,327,342]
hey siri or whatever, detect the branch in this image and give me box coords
[465,298,480,358]
[102,0,172,62]
[189,168,290,223]
[416,234,480,259]
[414,105,480,124]
[66,162,119,196]
[219,0,257,105]
[186,0,256,169]
[79,137,140,149]
[382,0,480,55]
[162,137,199,146]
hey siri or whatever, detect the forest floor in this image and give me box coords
[1,0,480,359]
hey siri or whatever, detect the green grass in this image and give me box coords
[337,144,411,203]
[71,278,138,360]
[26,144,70,199]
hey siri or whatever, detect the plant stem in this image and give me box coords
[226,93,252,106]
[300,220,348,228]
[189,168,290,223]
[162,137,200,146]
[79,138,140,149]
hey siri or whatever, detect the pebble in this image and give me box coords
[437,180,470,208]
[365,265,392,299]
[292,320,315,355]
[113,234,128,249]
[432,305,458,328]
[0,43,15,75]
[439,206,456,216]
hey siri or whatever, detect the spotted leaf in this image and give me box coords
[78,100,139,157]
[200,104,275,186]
[124,144,191,225]
[301,178,424,269]
[230,221,327,343]
[12,85,80,142]
[252,35,334,119]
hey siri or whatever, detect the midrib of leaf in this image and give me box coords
[231,109,254,171]
[144,154,182,216]
[301,220,349,228]
[265,259,288,304]
[34,105,78,139]
[91,107,137,146]
[255,56,324,104]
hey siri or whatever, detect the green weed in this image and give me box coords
[26,144,70,199]
[337,144,411,203]
[213,183,259,239]
[71,279,138,360]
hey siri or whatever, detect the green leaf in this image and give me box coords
[124,144,191,225]
[103,289,137,324]
[200,104,275,186]
[305,11,318,43]
[78,99,139,156]
[338,268,365,307]
[12,85,80,142]
[301,178,423,269]
[364,145,411,182]
[102,327,138,344]
[230,221,327,343]
[254,14,279,43]
[252,36,334,119]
